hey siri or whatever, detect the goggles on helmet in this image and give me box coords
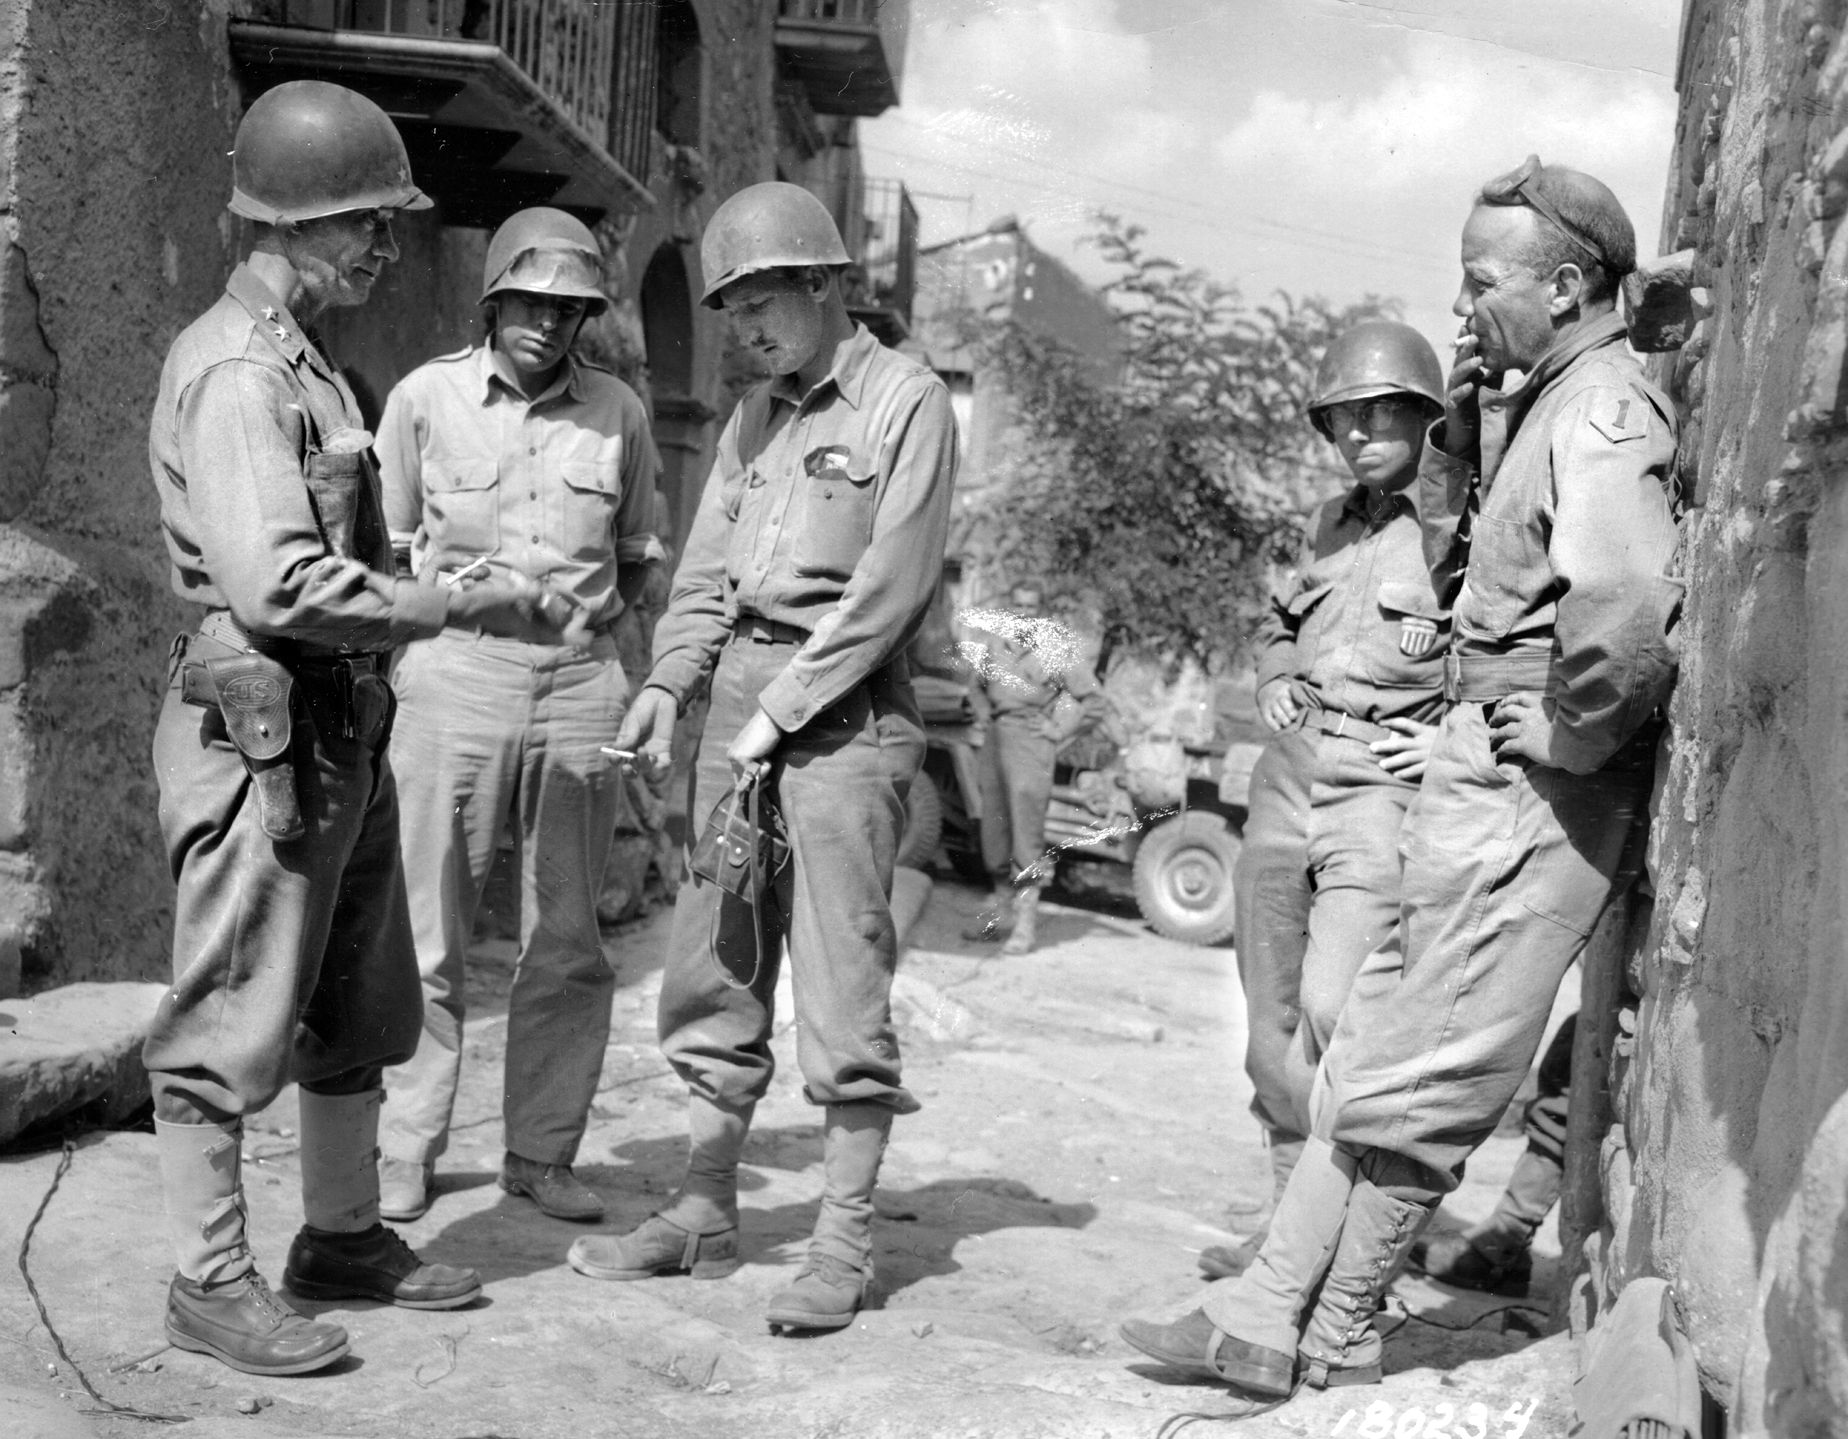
[1479,155,1607,268]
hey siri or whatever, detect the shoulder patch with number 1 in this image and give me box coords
[1588,393,1648,443]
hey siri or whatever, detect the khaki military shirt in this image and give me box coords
[149,264,449,653]
[377,344,660,628]
[1254,484,1449,728]
[1419,312,1681,773]
[648,324,958,731]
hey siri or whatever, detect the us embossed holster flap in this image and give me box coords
[204,654,304,842]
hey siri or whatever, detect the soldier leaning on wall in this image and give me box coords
[1121,155,1682,1409]
[142,81,569,1378]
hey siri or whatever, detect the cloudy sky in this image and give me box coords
[861,0,1684,356]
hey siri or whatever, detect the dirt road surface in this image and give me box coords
[3,877,1577,1439]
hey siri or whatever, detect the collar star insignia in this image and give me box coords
[261,306,278,321]
[273,326,289,341]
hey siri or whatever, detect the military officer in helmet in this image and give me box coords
[564,181,958,1334]
[375,208,662,1227]
[145,82,567,1377]
[1196,320,1450,1278]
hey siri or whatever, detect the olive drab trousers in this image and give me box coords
[1310,705,1651,1191]
[381,629,627,1168]
[1234,727,1417,1146]
[657,630,924,1116]
[976,712,1059,884]
[144,619,422,1123]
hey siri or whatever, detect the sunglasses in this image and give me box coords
[1479,155,1606,267]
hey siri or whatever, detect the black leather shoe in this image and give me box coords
[500,1152,605,1222]
[283,1224,481,1310]
[1119,1307,1296,1398]
[1409,1232,1533,1295]
[166,1270,349,1377]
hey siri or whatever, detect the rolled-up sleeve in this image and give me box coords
[181,360,448,649]
[1546,386,1682,773]
[755,378,957,731]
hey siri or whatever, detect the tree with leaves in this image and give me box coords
[965,215,1400,670]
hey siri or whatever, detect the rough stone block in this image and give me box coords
[0,981,165,1144]
[1624,250,1710,352]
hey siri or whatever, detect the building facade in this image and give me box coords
[0,0,915,991]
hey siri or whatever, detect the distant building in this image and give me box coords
[0,0,919,990]
[907,217,1124,597]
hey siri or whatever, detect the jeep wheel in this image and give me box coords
[1132,812,1241,945]
[898,774,945,870]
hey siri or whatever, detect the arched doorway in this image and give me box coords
[639,242,711,550]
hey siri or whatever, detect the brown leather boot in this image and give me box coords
[766,1103,890,1333]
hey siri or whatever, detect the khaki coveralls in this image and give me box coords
[376,344,660,1169]
[643,324,957,1113]
[1237,485,1448,1157]
[144,264,450,1124]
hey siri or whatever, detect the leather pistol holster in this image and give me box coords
[182,653,304,842]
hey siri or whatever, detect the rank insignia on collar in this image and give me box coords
[262,306,278,321]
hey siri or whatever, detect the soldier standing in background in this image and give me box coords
[144,82,563,1377]
[564,183,958,1334]
[374,208,662,1227]
[963,580,1102,955]
[1199,321,1447,1279]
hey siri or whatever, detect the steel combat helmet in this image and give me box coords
[698,182,850,309]
[229,81,430,225]
[480,207,608,313]
[1308,320,1445,438]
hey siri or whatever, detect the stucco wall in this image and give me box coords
[1600,1,1848,1429]
[0,0,242,990]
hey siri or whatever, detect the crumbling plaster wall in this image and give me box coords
[0,0,242,990]
[1601,0,1848,1430]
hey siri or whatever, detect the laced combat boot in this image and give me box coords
[766,1103,891,1333]
[1297,1179,1433,1388]
[157,1117,350,1376]
[1121,1136,1358,1399]
[1410,1146,1559,1295]
[569,1094,751,1281]
[282,1088,479,1309]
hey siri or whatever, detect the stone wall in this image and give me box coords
[1591,0,1848,1429]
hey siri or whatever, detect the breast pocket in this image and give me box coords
[1367,579,1450,688]
[560,460,619,561]
[303,450,363,559]
[1461,514,1545,640]
[423,457,500,554]
[793,451,877,580]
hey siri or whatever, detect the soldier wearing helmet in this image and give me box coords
[1189,318,1451,1284]
[1127,158,1679,1409]
[564,181,958,1336]
[372,207,662,1230]
[145,82,567,1378]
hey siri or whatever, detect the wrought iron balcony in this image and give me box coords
[775,0,909,117]
[844,177,918,343]
[230,0,659,228]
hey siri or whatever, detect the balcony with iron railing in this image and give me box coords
[843,177,918,344]
[229,0,662,227]
[775,0,909,117]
